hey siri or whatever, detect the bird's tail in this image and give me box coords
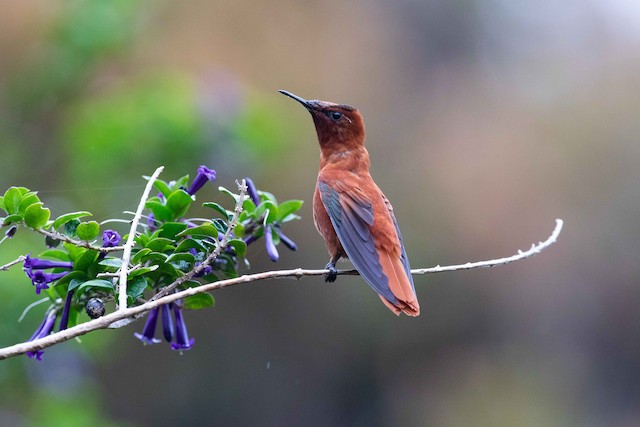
[379,252,420,316]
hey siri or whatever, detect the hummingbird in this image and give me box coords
[279,90,420,316]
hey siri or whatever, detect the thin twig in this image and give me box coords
[410,218,564,274]
[151,179,247,301]
[36,229,125,253]
[0,255,26,272]
[0,219,563,361]
[117,166,164,310]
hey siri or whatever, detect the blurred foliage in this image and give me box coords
[7,0,144,117]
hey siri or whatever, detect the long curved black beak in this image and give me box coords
[279,90,315,110]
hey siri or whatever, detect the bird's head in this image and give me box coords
[279,90,365,152]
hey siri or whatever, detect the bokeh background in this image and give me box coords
[1,1,639,425]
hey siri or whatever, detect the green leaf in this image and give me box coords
[174,174,190,189]
[218,185,241,202]
[156,262,182,278]
[166,252,196,264]
[99,258,122,269]
[152,179,172,198]
[158,222,189,239]
[242,198,257,215]
[63,219,80,237]
[18,192,40,215]
[131,248,152,264]
[140,252,168,263]
[134,233,150,248]
[76,279,115,296]
[146,237,174,252]
[212,218,228,234]
[64,242,86,262]
[174,238,207,253]
[166,252,195,271]
[3,187,23,214]
[24,203,51,229]
[127,276,148,300]
[227,239,247,257]
[257,200,277,224]
[259,190,277,204]
[76,221,100,241]
[233,223,246,238]
[68,278,85,292]
[58,272,89,289]
[2,214,23,225]
[38,249,71,261]
[177,224,219,238]
[276,200,304,221]
[182,293,215,310]
[128,265,159,277]
[166,189,192,219]
[53,211,92,229]
[145,201,173,223]
[74,250,99,272]
[203,202,231,219]
[0,195,4,212]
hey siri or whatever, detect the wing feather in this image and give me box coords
[318,181,397,303]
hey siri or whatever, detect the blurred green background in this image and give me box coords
[1,0,640,426]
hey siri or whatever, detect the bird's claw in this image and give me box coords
[324,262,338,283]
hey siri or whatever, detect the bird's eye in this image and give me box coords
[330,111,342,121]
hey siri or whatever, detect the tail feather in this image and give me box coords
[379,252,420,316]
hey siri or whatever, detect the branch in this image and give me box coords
[0,255,26,272]
[117,166,164,310]
[0,219,563,361]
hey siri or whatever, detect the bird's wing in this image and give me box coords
[317,179,399,305]
[381,194,417,296]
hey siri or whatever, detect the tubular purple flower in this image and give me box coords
[187,165,216,196]
[147,214,158,233]
[161,303,174,342]
[58,290,74,331]
[27,270,70,294]
[265,226,279,262]
[5,225,17,239]
[243,234,258,246]
[134,307,161,345]
[24,254,73,270]
[26,309,57,361]
[171,302,195,352]
[244,177,260,205]
[275,228,297,251]
[102,230,121,247]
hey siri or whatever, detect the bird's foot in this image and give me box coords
[324,262,338,283]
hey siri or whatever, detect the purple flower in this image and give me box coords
[58,290,74,331]
[264,226,279,262]
[147,214,158,233]
[5,225,17,239]
[26,309,57,361]
[102,230,121,248]
[190,248,213,277]
[24,254,73,270]
[243,234,258,246]
[171,302,194,352]
[187,165,216,196]
[134,307,161,345]
[26,270,70,295]
[161,303,174,342]
[275,228,297,251]
[244,177,260,205]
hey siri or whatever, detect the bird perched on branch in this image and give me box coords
[279,90,420,316]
